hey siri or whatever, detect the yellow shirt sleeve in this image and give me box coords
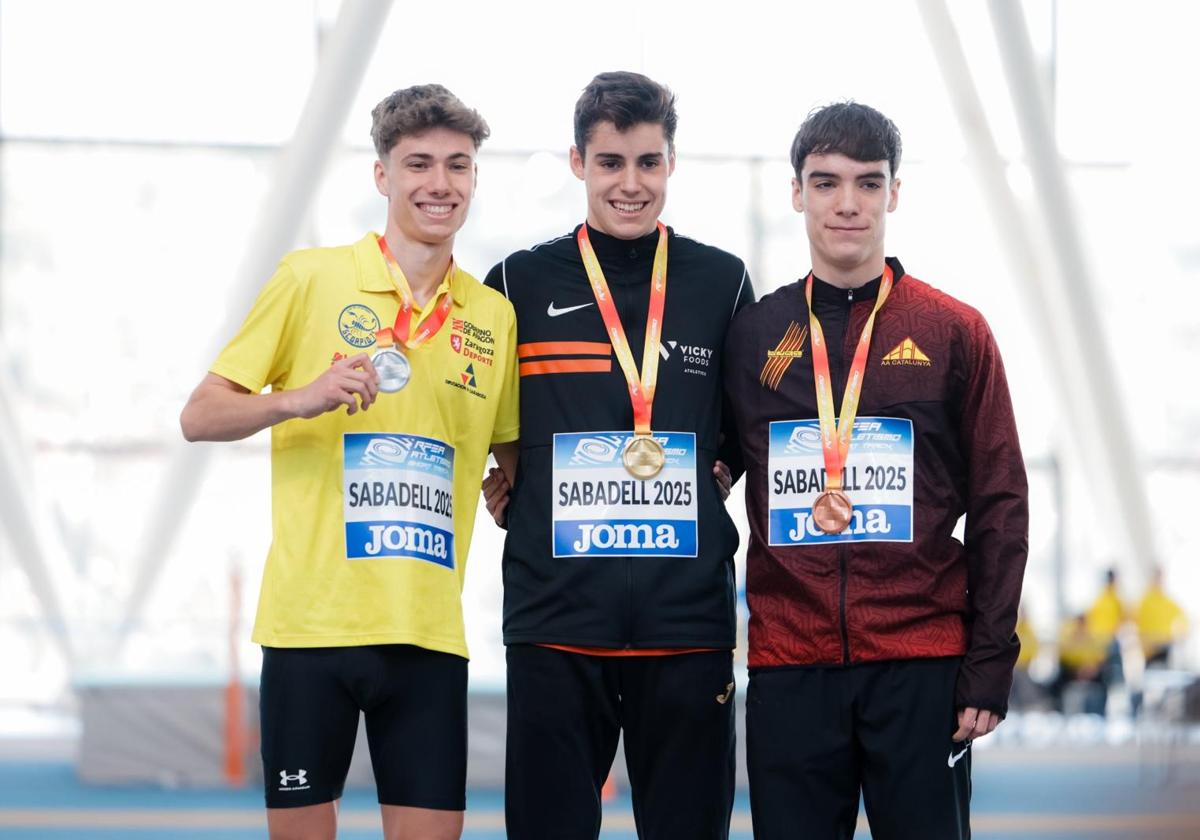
[210,260,304,393]
[491,305,520,444]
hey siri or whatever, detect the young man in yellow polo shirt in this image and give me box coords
[181,84,518,840]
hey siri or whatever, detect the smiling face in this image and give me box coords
[570,121,675,240]
[374,127,477,248]
[793,152,900,287]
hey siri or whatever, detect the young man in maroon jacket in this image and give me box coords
[723,102,1029,839]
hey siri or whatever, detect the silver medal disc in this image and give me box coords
[372,347,411,393]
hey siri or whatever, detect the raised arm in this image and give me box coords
[180,353,379,442]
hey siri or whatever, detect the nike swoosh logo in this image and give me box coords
[947,745,970,767]
[547,301,595,318]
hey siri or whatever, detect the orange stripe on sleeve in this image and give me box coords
[518,341,612,359]
[519,358,613,376]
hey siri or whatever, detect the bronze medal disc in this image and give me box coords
[623,435,666,480]
[812,489,853,534]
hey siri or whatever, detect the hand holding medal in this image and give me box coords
[577,222,669,479]
[806,265,893,534]
[373,235,455,392]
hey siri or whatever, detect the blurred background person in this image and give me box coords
[1050,613,1108,716]
[1086,567,1128,707]
[1136,566,1188,668]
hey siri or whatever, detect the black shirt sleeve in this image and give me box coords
[483,260,507,297]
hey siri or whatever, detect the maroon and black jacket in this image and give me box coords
[724,257,1028,715]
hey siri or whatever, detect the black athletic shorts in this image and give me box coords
[505,644,736,840]
[259,644,467,810]
[746,656,971,840]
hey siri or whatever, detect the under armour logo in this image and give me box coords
[279,769,307,787]
[716,682,735,704]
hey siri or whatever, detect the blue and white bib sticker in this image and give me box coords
[767,417,913,545]
[343,433,455,568]
[552,431,698,558]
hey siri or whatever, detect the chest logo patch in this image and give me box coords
[881,338,932,367]
[338,304,381,348]
[662,340,715,377]
[445,361,487,400]
[450,318,496,367]
[760,321,809,390]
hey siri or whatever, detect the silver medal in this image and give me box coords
[372,347,411,393]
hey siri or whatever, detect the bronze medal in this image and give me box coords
[623,435,666,480]
[812,489,853,534]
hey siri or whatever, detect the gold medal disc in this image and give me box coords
[812,489,853,534]
[623,435,666,480]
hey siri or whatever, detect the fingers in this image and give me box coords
[340,352,373,372]
[339,353,380,409]
[491,495,510,527]
[954,707,1000,742]
[973,710,999,740]
[482,467,512,525]
[712,460,732,501]
[952,707,977,742]
[337,370,376,413]
[482,468,510,503]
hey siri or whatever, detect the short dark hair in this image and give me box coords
[370,84,490,159]
[573,71,678,156]
[790,102,902,179]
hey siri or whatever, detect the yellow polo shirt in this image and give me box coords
[211,232,518,657]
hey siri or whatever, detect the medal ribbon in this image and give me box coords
[577,223,668,437]
[805,264,893,492]
[375,235,455,349]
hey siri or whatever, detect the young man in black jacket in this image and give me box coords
[482,71,753,840]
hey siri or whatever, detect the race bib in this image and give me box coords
[767,417,914,545]
[552,431,698,558]
[343,433,455,567]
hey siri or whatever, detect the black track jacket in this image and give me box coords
[485,224,754,649]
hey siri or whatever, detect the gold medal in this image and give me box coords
[623,435,666,480]
[577,223,671,481]
[811,489,853,534]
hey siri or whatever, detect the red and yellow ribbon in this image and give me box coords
[577,223,668,437]
[375,235,455,349]
[805,264,893,492]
